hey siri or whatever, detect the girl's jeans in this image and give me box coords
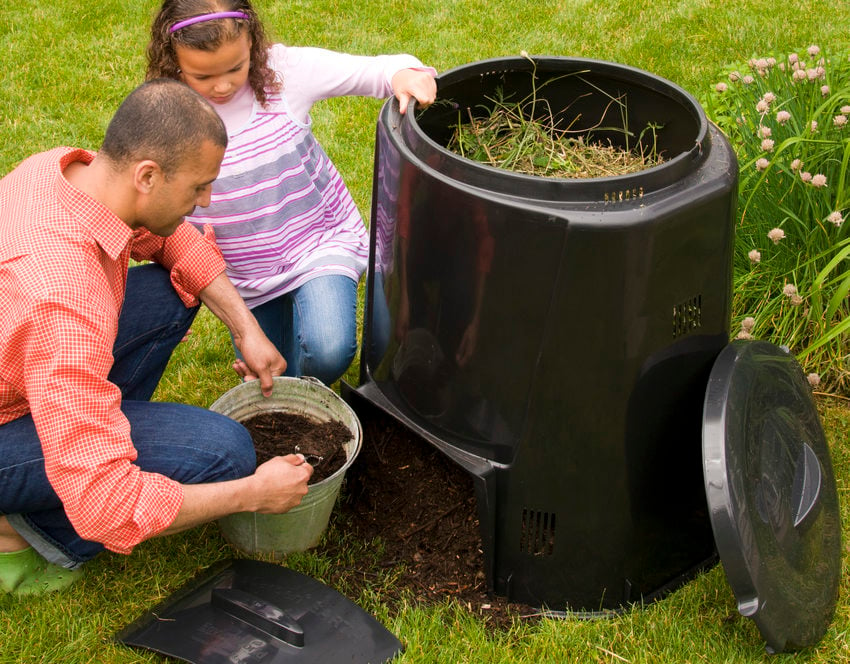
[0,264,255,568]
[243,274,358,386]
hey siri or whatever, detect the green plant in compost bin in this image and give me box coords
[442,53,665,178]
[704,45,850,393]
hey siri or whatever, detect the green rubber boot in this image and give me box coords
[0,547,82,595]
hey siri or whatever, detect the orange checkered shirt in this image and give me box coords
[0,147,226,554]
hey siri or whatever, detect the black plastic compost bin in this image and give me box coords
[342,56,841,650]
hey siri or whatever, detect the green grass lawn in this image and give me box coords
[1,1,849,662]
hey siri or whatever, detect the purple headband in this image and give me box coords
[169,11,249,33]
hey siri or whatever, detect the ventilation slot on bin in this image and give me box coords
[520,509,557,557]
[672,295,702,338]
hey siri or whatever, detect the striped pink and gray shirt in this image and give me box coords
[185,44,433,308]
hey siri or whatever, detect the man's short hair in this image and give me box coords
[100,78,227,176]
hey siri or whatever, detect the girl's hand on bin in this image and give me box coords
[392,68,437,115]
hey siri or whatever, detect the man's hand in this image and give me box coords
[199,272,287,396]
[231,327,287,397]
[161,454,313,536]
[249,454,314,513]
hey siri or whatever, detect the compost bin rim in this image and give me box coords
[395,55,711,202]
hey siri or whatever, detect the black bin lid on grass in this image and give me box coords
[702,341,842,654]
[116,559,403,663]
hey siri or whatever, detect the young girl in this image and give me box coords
[146,0,437,385]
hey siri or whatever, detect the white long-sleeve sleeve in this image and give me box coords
[270,44,435,123]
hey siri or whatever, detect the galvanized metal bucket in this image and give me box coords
[209,376,362,557]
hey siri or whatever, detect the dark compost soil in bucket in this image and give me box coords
[241,412,350,484]
[318,412,538,629]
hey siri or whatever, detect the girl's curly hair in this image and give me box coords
[146,0,280,106]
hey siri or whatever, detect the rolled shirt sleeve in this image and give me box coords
[130,222,226,307]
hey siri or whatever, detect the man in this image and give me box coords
[0,79,312,595]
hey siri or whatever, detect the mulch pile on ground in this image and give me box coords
[243,407,537,627]
[321,411,538,628]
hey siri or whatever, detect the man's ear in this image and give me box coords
[133,160,162,195]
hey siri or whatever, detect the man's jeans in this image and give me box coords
[0,264,255,568]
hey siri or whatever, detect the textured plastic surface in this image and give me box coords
[210,376,362,556]
[353,56,738,611]
[702,341,841,653]
[116,559,403,663]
